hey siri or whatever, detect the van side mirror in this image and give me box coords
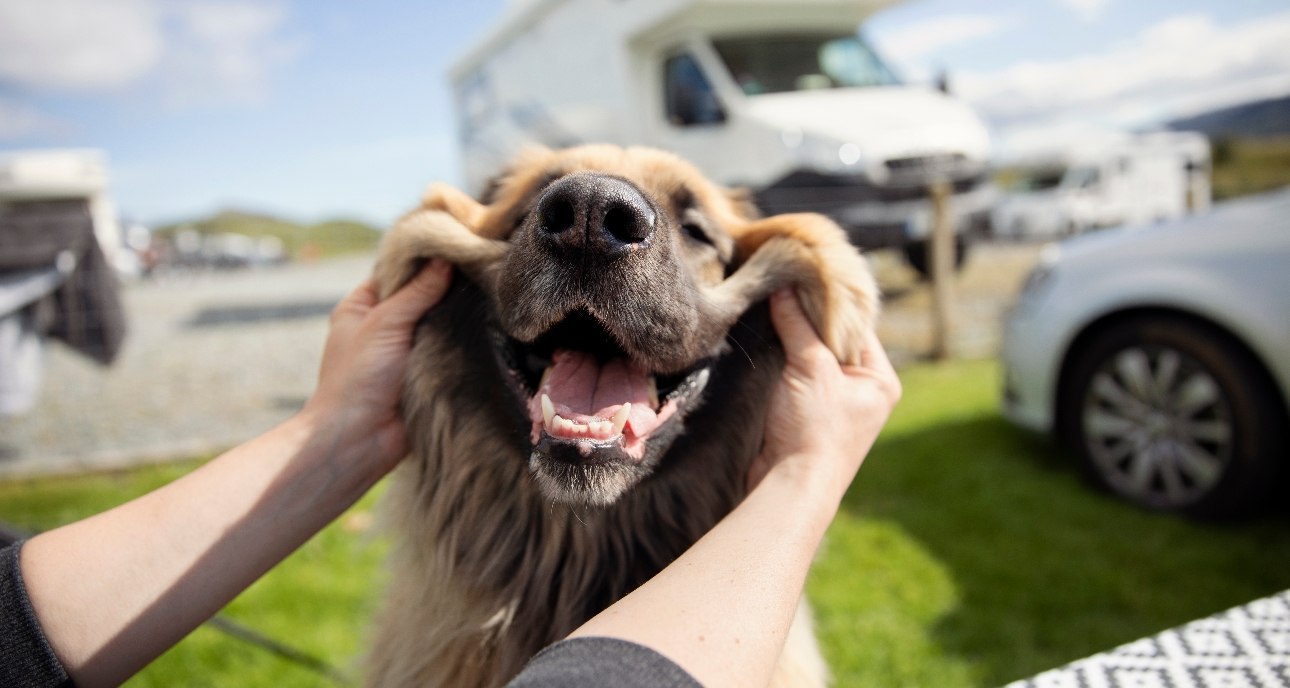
[935,68,951,94]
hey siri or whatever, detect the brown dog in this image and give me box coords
[367,145,878,687]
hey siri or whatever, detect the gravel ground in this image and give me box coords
[0,256,370,478]
[871,240,1047,367]
[0,242,1044,479]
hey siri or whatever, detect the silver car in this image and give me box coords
[1001,188,1290,516]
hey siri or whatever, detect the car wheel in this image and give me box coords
[1059,315,1287,516]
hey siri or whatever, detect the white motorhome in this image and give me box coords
[0,149,125,270]
[992,131,1211,240]
[451,0,994,272]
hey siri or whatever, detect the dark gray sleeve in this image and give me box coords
[508,637,702,687]
[1,541,72,687]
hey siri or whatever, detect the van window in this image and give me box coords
[714,34,900,95]
[1061,166,1102,191]
[664,53,725,126]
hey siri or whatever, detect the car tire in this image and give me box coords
[1058,314,1287,517]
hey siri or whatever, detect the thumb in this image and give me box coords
[377,258,453,329]
[769,288,830,365]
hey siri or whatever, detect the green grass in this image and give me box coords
[3,359,1287,686]
[1211,135,1290,200]
[811,359,1290,686]
[0,463,389,687]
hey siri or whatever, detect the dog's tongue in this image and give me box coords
[529,348,681,456]
[541,349,656,434]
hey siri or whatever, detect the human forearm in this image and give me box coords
[568,292,899,687]
[13,264,451,687]
[569,461,840,688]
[20,409,383,687]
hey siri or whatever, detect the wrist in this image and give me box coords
[282,406,394,494]
[756,453,849,525]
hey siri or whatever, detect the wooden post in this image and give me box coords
[929,179,954,361]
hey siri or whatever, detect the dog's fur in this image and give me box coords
[367,145,877,687]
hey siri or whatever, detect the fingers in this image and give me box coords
[855,328,902,403]
[338,279,380,311]
[859,328,896,380]
[376,259,453,329]
[769,288,834,368]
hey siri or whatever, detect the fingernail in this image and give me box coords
[427,257,449,273]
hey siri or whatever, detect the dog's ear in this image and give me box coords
[707,213,878,366]
[421,182,487,231]
[722,186,762,222]
[373,183,508,300]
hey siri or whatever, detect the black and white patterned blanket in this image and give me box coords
[1006,590,1290,688]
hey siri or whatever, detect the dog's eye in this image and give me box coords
[679,204,723,252]
[681,221,714,246]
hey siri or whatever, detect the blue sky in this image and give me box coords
[2,0,1288,227]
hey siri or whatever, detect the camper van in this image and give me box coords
[992,131,1211,240]
[450,0,994,272]
[0,149,125,271]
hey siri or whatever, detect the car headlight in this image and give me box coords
[784,131,870,175]
[1010,244,1061,318]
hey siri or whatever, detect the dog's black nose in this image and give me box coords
[536,173,656,257]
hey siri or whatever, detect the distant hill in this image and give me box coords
[1168,94,1290,138]
[155,210,382,259]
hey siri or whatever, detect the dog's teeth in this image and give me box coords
[646,377,659,409]
[546,405,632,438]
[539,366,553,390]
[611,403,631,436]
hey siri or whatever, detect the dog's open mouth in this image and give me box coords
[494,310,712,465]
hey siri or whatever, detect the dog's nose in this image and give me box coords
[536,173,656,257]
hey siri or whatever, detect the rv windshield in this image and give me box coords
[1005,167,1067,192]
[713,34,901,95]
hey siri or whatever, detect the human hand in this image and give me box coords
[749,289,902,500]
[302,259,453,473]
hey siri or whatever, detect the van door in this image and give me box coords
[648,41,766,187]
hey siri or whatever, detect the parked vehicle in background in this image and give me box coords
[450,0,994,274]
[992,131,1211,240]
[0,149,130,274]
[1001,188,1290,516]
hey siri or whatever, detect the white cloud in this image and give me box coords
[0,0,300,104]
[0,0,163,92]
[956,11,1290,132]
[874,14,1017,64]
[161,1,304,105]
[1059,0,1112,22]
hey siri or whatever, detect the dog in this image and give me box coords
[366,144,878,687]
